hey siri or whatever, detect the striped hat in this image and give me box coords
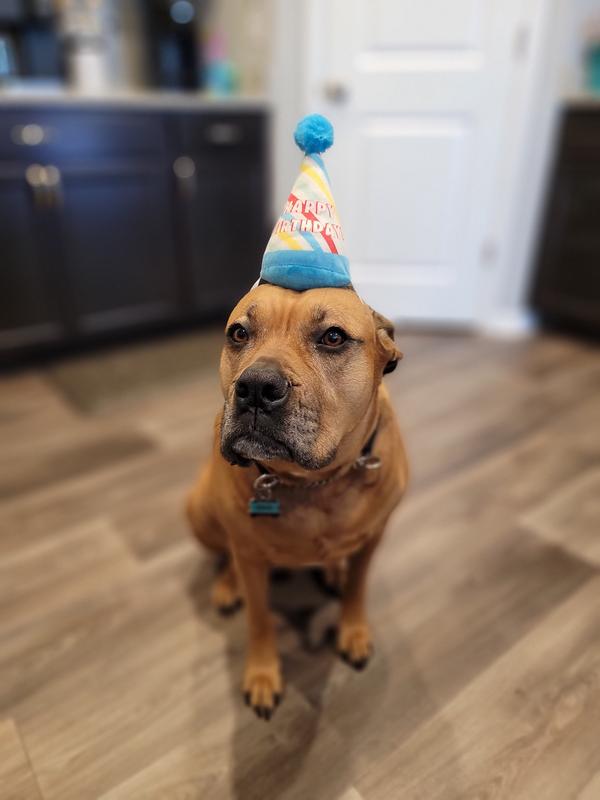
[260,114,351,291]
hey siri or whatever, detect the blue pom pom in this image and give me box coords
[294,114,334,155]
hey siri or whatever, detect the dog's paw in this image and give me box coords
[337,622,373,671]
[243,664,283,720]
[211,568,243,616]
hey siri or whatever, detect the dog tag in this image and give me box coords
[249,473,281,517]
[249,498,281,517]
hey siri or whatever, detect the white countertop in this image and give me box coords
[0,88,270,112]
[563,90,600,110]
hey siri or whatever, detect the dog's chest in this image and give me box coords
[249,478,389,566]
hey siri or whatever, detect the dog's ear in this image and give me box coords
[371,308,403,375]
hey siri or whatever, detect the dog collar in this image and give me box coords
[248,423,381,517]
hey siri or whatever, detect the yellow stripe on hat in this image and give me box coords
[301,164,335,206]
[276,230,304,250]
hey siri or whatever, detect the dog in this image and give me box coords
[186,282,408,719]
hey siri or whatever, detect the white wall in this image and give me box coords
[268,0,305,220]
[479,0,600,334]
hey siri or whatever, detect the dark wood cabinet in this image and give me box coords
[58,163,180,334]
[0,166,64,349]
[530,108,600,334]
[0,103,268,363]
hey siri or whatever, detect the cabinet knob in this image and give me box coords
[25,163,45,188]
[12,124,52,146]
[25,163,62,208]
[204,123,243,145]
[173,156,196,180]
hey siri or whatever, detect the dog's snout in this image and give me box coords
[235,361,290,413]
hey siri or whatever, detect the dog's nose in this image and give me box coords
[235,361,290,413]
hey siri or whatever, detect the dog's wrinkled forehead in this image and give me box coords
[227,284,373,338]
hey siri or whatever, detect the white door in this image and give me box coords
[305,0,537,323]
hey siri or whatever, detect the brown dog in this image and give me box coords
[186,283,408,718]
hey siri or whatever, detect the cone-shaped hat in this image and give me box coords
[260,114,350,290]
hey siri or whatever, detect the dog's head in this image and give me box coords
[219,284,402,470]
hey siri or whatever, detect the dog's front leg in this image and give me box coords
[337,532,382,670]
[234,551,282,719]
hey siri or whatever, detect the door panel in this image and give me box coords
[184,154,265,311]
[59,166,179,334]
[366,0,483,49]
[357,120,468,267]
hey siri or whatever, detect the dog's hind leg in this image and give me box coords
[186,490,224,553]
[211,558,243,615]
[185,463,227,553]
[186,472,242,614]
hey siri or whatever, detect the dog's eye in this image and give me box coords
[320,327,347,348]
[228,324,249,344]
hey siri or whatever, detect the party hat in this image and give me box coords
[260,114,350,290]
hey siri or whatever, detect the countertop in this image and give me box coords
[563,90,600,110]
[0,88,270,113]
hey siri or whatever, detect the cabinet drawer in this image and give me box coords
[0,108,166,162]
[179,113,263,154]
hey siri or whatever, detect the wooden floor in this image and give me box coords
[1,329,599,800]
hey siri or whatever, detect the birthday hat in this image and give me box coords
[260,114,350,291]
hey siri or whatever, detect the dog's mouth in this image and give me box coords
[221,411,295,467]
[220,397,336,471]
[230,428,293,463]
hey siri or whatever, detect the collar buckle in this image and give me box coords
[252,473,279,500]
[355,454,381,471]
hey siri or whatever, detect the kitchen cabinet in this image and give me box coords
[175,113,266,311]
[0,102,268,363]
[57,163,180,334]
[0,165,64,349]
[530,108,600,334]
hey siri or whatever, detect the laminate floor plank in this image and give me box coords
[358,577,600,800]
[0,718,43,800]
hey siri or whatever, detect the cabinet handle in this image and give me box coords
[25,163,62,208]
[25,163,46,208]
[12,123,53,146]
[173,155,196,197]
[204,123,243,145]
[44,165,63,209]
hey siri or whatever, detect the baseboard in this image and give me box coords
[477,307,538,338]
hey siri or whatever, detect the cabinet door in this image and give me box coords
[175,113,267,312]
[531,163,600,329]
[0,170,64,354]
[57,163,181,335]
[184,154,266,311]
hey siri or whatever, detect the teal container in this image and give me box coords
[585,43,600,93]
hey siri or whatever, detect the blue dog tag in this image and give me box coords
[249,498,281,517]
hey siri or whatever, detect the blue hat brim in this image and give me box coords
[261,251,351,291]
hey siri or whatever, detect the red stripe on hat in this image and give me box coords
[289,193,339,255]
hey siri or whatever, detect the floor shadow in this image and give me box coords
[187,562,364,799]
[187,559,465,800]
